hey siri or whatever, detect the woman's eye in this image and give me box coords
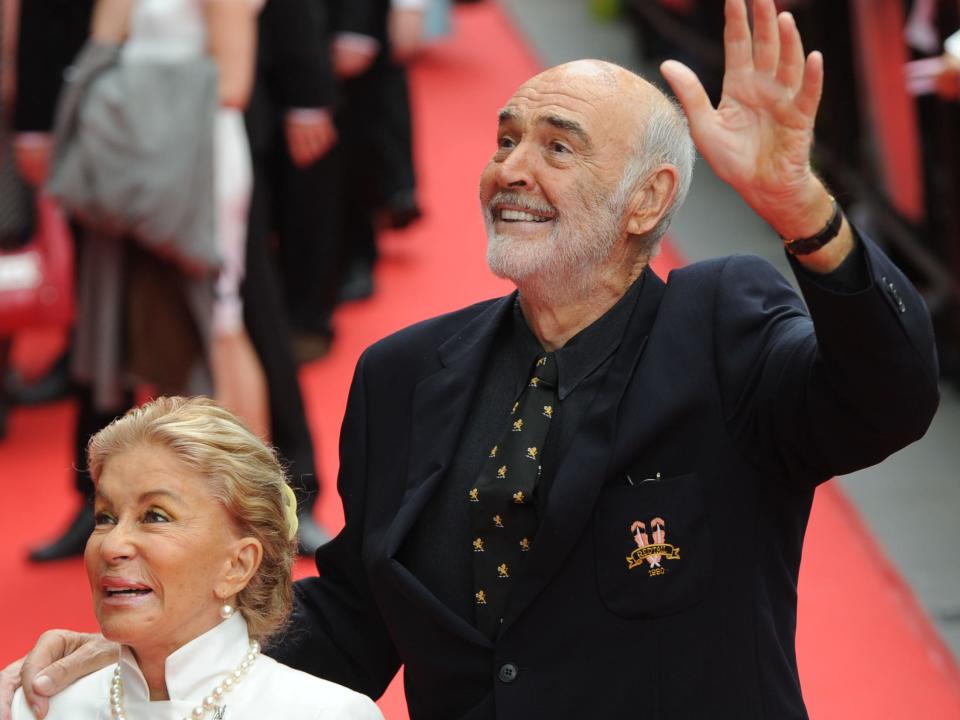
[94,512,116,526]
[144,509,170,523]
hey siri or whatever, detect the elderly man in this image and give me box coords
[1,1,939,718]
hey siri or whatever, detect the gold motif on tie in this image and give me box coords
[543,405,553,418]
[497,563,509,578]
[520,538,530,552]
[473,538,484,552]
[511,401,519,414]
[468,488,480,502]
[493,515,504,528]
[512,419,523,432]
[536,356,547,367]
[476,590,487,605]
[529,377,539,387]
[489,445,498,458]
[497,465,507,478]
[525,447,538,460]
[513,491,525,504]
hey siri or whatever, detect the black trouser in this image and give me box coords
[273,140,342,337]
[72,385,133,499]
[245,140,323,505]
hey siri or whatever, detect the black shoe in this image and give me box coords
[29,501,95,562]
[297,512,331,556]
[337,259,375,303]
[291,331,333,366]
[383,190,423,230]
[7,350,72,406]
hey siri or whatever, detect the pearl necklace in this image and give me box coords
[108,639,261,720]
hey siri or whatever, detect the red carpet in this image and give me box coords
[2,3,959,718]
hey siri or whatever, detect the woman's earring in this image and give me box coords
[219,603,235,620]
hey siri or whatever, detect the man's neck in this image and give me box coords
[517,258,646,351]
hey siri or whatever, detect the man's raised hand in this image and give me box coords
[660,0,829,241]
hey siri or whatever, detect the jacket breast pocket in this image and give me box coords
[594,472,711,618]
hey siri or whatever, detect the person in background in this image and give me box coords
[243,0,340,550]
[25,0,271,560]
[11,0,99,561]
[284,0,425,359]
[8,396,381,720]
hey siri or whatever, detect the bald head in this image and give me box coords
[518,60,673,139]
[479,59,695,297]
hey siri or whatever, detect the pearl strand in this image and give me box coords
[108,639,260,720]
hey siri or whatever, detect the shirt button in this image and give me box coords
[498,663,519,683]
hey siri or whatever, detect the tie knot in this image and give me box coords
[531,353,557,387]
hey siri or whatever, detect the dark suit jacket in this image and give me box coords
[245,0,336,156]
[274,236,938,719]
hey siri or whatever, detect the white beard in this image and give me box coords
[484,189,624,305]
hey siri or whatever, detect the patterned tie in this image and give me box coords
[470,352,557,637]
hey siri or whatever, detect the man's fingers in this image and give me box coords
[21,631,114,718]
[794,51,824,120]
[661,60,714,130]
[751,0,780,75]
[775,12,805,93]
[723,0,753,72]
[0,659,25,720]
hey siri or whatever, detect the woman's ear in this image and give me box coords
[216,537,263,599]
[625,165,679,237]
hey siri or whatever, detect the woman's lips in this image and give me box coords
[100,578,154,606]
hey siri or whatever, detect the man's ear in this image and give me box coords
[216,537,263,600]
[625,165,679,237]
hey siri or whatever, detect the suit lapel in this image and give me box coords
[500,270,667,634]
[383,294,517,560]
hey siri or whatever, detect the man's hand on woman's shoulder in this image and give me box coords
[1,630,116,720]
[1,658,25,720]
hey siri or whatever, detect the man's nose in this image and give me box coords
[496,142,537,190]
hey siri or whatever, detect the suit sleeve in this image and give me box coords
[258,0,335,110]
[14,0,94,132]
[715,231,939,485]
[270,352,401,699]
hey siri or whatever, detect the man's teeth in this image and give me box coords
[500,209,551,222]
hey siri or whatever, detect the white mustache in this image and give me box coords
[486,192,556,218]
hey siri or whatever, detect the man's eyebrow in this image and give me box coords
[497,107,519,124]
[542,114,591,147]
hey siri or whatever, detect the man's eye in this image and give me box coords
[497,136,516,149]
[144,509,170,523]
[94,511,116,526]
[550,141,570,154]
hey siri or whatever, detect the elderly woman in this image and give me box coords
[11,396,380,720]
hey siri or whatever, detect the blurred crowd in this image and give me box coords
[0,0,480,561]
[623,0,960,383]
[3,0,960,564]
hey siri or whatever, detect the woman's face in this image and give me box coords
[85,444,242,658]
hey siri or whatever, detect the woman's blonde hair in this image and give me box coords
[87,396,296,641]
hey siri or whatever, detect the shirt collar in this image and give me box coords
[513,271,647,400]
[119,612,251,702]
